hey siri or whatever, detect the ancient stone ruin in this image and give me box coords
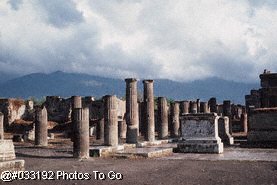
[245,71,277,145]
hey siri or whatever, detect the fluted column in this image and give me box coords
[125,78,139,143]
[104,95,118,146]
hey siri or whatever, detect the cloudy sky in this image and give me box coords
[0,0,277,82]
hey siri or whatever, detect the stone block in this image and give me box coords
[0,140,16,161]
[248,108,277,143]
[177,113,223,153]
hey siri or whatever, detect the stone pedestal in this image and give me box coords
[170,102,180,137]
[218,117,234,145]
[0,140,25,173]
[104,95,118,146]
[125,78,139,143]
[157,97,168,139]
[35,107,48,147]
[177,113,223,153]
[143,80,155,142]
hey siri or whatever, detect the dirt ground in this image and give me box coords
[2,139,277,185]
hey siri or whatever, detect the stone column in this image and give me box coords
[35,106,48,147]
[170,102,180,137]
[196,99,200,113]
[157,97,168,139]
[209,97,217,113]
[190,101,198,113]
[143,80,155,142]
[223,100,231,117]
[118,119,127,139]
[96,118,104,140]
[72,96,89,159]
[104,95,118,146]
[0,113,4,140]
[73,107,90,159]
[200,102,209,113]
[241,113,248,133]
[125,78,139,143]
[180,101,189,115]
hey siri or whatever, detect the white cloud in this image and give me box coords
[0,0,277,82]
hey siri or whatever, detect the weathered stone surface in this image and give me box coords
[125,78,139,143]
[218,117,234,145]
[0,160,25,173]
[170,102,180,137]
[240,113,248,133]
[35,106,48,146]
[143,80,155,142]
[177,113,223,153]
[104,95,118,146]
[0,98,26,129]
[248,108,277,143]
[0,112,3,140]
[157,97,168,139]
[0,140,15,161]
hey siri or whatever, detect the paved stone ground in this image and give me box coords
[1,139,277,185]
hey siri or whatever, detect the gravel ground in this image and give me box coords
[1,139,277,185]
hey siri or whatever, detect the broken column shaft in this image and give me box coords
[200,102,209,113]
[157,97,168,139]
[72,96,89,159]
[180,101,190,115]
[209,97,217,113]
[190,101,198,113]
[223,100,231,117]
[104,95,118,146]
[171,102,180,137]
[143,80,155,142]
[35,107,48,147]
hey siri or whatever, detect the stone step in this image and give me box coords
[112,147,173,158]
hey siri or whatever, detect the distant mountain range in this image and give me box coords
[0,71,259,104]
